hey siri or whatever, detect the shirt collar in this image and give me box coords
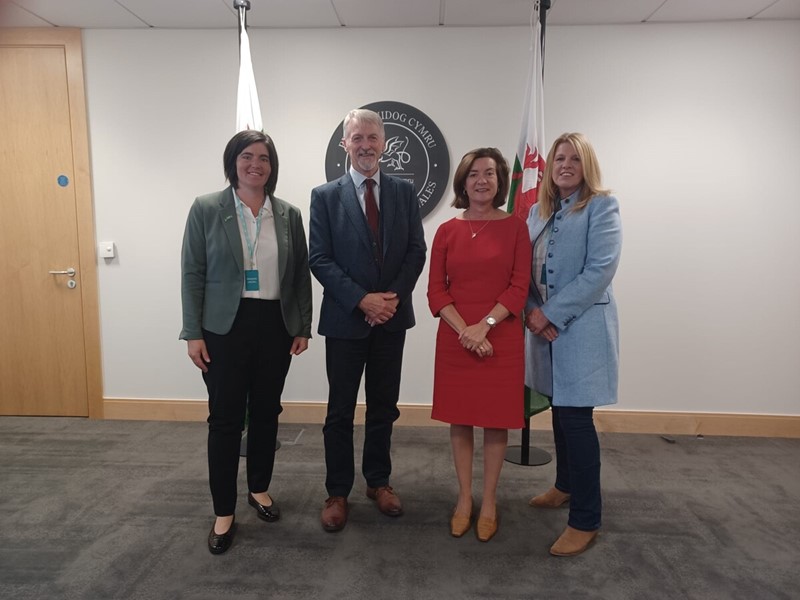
[233,189,272,217]
[350,166,379,190]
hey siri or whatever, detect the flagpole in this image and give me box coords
[540,0,550,68]
[504,0,552,468]
[234,0,250,50]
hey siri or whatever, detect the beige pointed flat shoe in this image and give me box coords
[450,510,472,537]
[476,515,498,542]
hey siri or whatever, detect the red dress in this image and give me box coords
[427,216,532,429]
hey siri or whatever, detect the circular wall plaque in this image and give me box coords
[324,101,450,219]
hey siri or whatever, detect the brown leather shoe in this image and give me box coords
[321,496,348,532]
[366,485,403,517]
[476,515,498,542]
[529,486,570,508]
[549,526,599,556]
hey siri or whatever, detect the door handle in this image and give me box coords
[48,267,76,277]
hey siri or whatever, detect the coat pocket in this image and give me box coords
[594,291,610,305]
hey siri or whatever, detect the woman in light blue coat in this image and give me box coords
[524,132,622,557]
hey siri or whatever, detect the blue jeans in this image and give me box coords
[552,406,602,531]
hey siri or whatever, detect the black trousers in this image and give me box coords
[323,328,406,497]
[202,299,292,516]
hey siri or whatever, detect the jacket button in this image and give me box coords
[548,269,553,274]
[548,252,553,258]
[553,227,559,232]
[548,284,554,289]
[548,240,554,245]
[556,215,562,220]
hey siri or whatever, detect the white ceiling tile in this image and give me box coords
[12,0,148,27]
[333,0,440,27]
[2,1,53,26]
[444,0,534,27]
[649,0,777,22]
[752,0,800,19]
[246,0,342,28]
[548,0,665,25]
[117,0,233,28]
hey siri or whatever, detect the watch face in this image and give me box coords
[486,317,497,327]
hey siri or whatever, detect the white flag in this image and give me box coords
[235,8,262,132]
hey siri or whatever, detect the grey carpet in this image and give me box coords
[0,417,797,599]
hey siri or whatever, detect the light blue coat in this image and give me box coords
[524,192,622,407]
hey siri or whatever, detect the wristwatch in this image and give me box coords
[485,316,498,328]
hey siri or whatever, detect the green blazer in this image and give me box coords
[180,186,312,340]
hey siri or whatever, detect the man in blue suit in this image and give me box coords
[309,108,426,532]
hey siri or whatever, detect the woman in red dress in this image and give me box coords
[427,147,532,542]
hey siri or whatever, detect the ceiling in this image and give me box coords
[2,0,799,29]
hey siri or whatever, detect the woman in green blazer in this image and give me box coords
[180,130,312,554]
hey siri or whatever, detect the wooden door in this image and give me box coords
[0,29,102,417]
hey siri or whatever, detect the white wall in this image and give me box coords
[82,20,800,415]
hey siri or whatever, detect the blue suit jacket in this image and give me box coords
[309,172,426,339]
[524,194,622,407]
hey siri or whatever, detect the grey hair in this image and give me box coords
[343,108,385,139]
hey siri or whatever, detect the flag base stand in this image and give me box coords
[239,432,281,457]
[505,444,551,466]
[504,420,551,466]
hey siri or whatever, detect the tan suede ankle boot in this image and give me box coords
[529,486,570,508]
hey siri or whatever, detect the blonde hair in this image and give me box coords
[538,132,610,219]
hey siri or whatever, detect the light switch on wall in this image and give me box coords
[99,241,116,258]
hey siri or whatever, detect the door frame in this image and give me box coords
[2,28,103,418]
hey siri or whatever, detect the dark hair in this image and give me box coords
[451,147,510,209]
[223,130,279,196]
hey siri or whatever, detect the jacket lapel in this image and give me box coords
[219,187,244,269]
[338,175,373,252]
[270,196,289,283]
[378,173,396,260]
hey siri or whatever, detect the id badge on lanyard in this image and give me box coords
[244,269,260,291]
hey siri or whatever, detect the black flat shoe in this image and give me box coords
[248,492,280,522]
[207,518,236,555]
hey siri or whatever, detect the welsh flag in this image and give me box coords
[235,6,262,132]
[508,13,545,221]
[510,8,551,424]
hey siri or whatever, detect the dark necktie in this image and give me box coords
[364,179,380,237]
[364,178,382,264]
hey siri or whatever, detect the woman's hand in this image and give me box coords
[537,324,559,342]
[187,339,210,372]
[526,308,559,342]
[458,322,491,352]
[473,338,494,358]
[290,337,309,356]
